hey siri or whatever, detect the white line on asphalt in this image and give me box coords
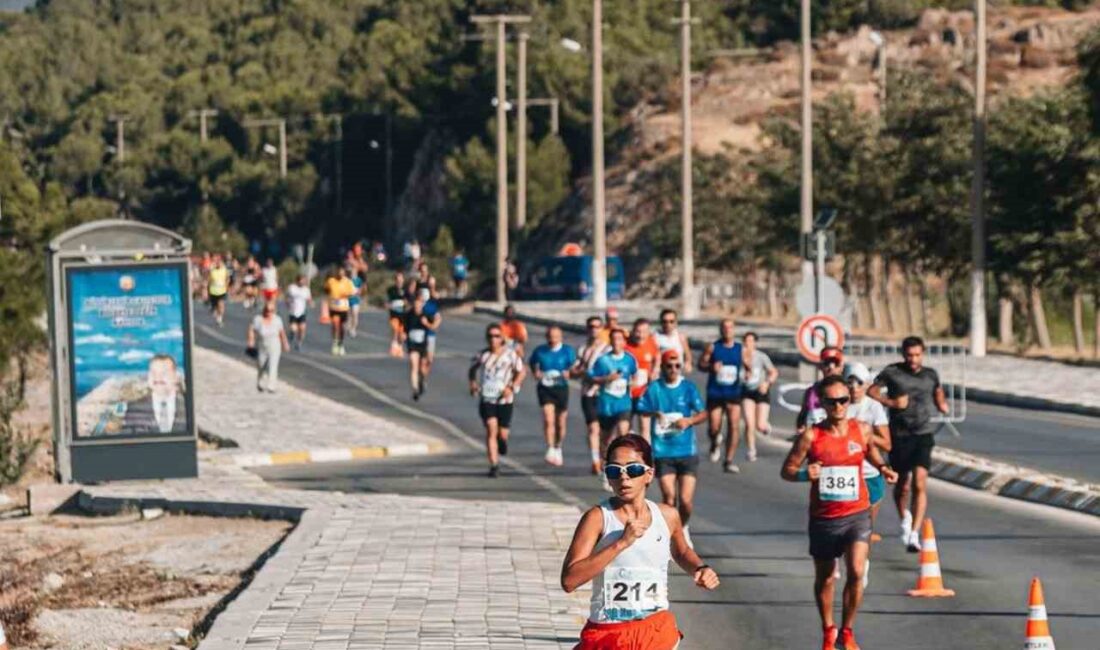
[197,323,585,508]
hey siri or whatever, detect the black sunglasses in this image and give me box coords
[662,363,682,369]
[487,333,503,339]
[823,396,851,407]
[604,463,649,480]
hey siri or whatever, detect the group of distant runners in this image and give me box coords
[197,244,473,400]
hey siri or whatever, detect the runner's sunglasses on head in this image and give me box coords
[604,463,649,480]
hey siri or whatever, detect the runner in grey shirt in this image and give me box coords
[868,336,948,552]
[248,302,290,393]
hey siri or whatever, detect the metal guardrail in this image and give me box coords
[776,342,968,437]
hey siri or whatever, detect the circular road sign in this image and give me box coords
[796,314,845,364]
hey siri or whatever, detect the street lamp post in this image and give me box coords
[517,31,529,230]
[243,118,288,179]
[591,0,608,308]
[675,0,698,318]
[799,0,813,280]
[471,14,531,304]
[969,0,988,357]
[108,116,126,163]
[187,108,219,143]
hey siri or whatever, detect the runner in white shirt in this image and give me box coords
[284,275,313,350]
[260,258,280,305]
[247,302,290,393]
[655,309,693,373]
[561,434,718,649]
[845,362,892,589]
[469,323,527,478]
[575,316,610,477]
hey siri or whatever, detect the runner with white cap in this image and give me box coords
[845,361,892,587]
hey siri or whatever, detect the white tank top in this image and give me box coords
[655,331,684,356]
[589,499,671,623]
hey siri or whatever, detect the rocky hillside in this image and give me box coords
[522,5,1100,291]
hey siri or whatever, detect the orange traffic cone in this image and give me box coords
[0,620,9,650]
[319,301,331,325]
[907,518,955,597]
[1024,576,1055,649]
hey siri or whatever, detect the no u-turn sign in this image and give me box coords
[796,314,845,364]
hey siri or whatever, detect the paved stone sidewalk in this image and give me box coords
[77,346,589,649]
[194,347,443,463]
[483,302,1100,412]
[82,474,588,650]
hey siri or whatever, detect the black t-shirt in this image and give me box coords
[875,362,942,437]
[404,310,430,345]
[386,286,405,315]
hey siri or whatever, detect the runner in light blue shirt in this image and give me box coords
[590,328,637,443]
[635,349,707,543]
[529,326,578,466]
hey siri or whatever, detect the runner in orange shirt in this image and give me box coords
[625,318,659,440]
[499,304,529,356]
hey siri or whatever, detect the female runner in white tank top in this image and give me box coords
[562,434,719,649]
[655,309,693,373]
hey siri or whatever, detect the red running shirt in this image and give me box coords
[809,419,870,519]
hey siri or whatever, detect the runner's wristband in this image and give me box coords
[694,564,711,573]
[795,468,810,482]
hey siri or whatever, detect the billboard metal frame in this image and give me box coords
[47,220,195,483]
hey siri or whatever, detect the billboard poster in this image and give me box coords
[66,262,192,440]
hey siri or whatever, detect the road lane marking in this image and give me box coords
[197,322,584,508]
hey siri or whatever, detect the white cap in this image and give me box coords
[843,362,872,384]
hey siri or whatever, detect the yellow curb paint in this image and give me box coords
[351,447,386,460]
[270,451,311,465]
[428,441,448,453]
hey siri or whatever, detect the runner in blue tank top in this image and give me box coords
[529,326,578,467]
[636,349,707,546]
[698,318,746,473]
[591,328,638,454]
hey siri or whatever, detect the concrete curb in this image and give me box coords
[224,441,448,468]
[478,305,1100,420]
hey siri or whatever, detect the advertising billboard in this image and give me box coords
[66,262,193,440]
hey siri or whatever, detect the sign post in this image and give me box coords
[47,220,198,483]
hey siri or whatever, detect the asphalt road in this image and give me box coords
[196,302,1100,649]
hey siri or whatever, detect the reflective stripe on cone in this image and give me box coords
[907,518,955,598]
[1024,576,1055,649]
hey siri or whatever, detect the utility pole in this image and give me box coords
[799,0,813,280]
[188,108,219,143]
[109,116,126,163]
[471,14,530,304]
[592,0,608,308]
[243,118,288,178]
[516,30,529,230]
[527,97,560,134]
[675,0,699,318]
[969,0,988,357]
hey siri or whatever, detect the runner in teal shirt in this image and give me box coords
[590,328,637,440]
[635,349,707,543]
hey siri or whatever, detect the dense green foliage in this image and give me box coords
[0,2,1095,346]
